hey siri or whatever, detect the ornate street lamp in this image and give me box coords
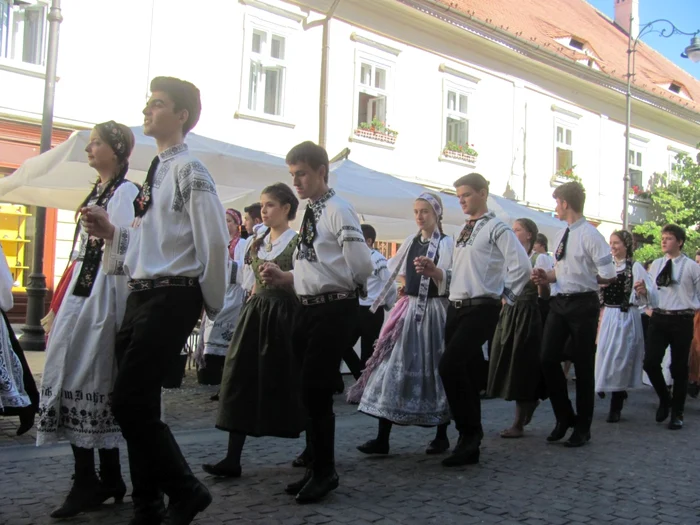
[622,18,699,232]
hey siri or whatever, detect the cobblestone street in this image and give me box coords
[2,363,700,525]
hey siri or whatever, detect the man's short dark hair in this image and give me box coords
[453,173,489,194]
[535,233,548,252]
[361,224,376,244]
[286,141,330,182]
[150,76,202,135]
[244,202,262,222]
[662,224,686,248]
[552,181,586,213]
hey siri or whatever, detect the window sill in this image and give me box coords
[349,130,397,150]
[234,110,295,129]
[0,58,49,79]
[438,152,476,169]
[549,175,577,187]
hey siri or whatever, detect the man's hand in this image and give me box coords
[531,268,548,285]
[414,256,440,280]
[259,262,288,287]
[634,279,647,297]
[81,206,115,240]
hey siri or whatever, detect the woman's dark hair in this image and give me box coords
[76,121,135,218]
[150,76,202,135]
[361,224,376,244]
[662,224,686,249]
[535,233,548,252]
[252,183,299,253]
[611,229,634,260]
[516,218,539,253]
[286,141,330,183]
[552,181,586,213]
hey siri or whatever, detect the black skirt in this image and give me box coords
[216,288,305,438]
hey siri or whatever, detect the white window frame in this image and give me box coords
[350,48,396,148]
[553,118,576,175]
[668,148,688,184]
[627,145,646,191]
[442,80,474,147]
[0,0,47,67]
[236,12,297,128]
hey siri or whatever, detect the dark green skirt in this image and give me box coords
[487,297,547,402]
[216,288,305,438]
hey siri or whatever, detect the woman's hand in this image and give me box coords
[414,256,439,279]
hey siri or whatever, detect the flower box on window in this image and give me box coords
[354,119,398,145]
[629,185,652,203]
[441,142,478,165]
[550,166,581,187]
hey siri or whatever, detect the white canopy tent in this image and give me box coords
[0,127,564,241]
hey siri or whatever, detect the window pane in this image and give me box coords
[556,147,573,172]
[459,94,468,114]
[271,35,285,60]
[446,117,468,145]
[565,129,572,146]
[248,61,259,111]
[0,1,9,58]
[252,31,264,54]
[630,169,643,188]
[628,150,635,164]
[637,152,642,166]
[374,67,386,90]
[556,126,563,143]
[369,95,386,122]
[263,67,283,115]
[360,63,371,86]
[447,91,456,111]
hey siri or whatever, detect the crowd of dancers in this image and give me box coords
[0,75,699,525]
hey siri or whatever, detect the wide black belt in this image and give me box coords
[450,297,501,309]
[554,291,598,299]
[299,290,357,306]
[653,308,695,317]
[128,276,199,292]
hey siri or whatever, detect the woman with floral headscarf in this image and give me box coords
[595,229,657,422]
[36,121,140,518]
[197,208,247,385]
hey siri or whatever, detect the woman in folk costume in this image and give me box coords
[36,121,140,519]
[688,250,700,399]
[0,245,38,435]
[487,218,548,438]
[196,208,246,384]
[203,183,305,477]
[348,192,453,455]
[595,230,657,422]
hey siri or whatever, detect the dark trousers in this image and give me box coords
[342,305,385,377]
[540,293,599,432]
[439,303,500,437]
[643,313,694,415]
[112,286,203,504]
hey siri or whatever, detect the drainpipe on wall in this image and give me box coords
[304,0,343,148]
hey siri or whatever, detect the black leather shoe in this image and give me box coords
[441,434,480,467]
[202,462,242,478]
[292,446,312,468]
[50,476,102,518]
[606,411,621,423]
[425,438,450,455]
[163,482,212,525]
[546,418,575,442]
[656,400,671,423]
[295,469,339,504]
[285,469,312,496]
[668,414,683,430]
[357,439,389,455]
[563,429,590,448]
[95,476,127,504]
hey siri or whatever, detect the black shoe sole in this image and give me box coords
[441,450,480,467]
[201,464,242,478]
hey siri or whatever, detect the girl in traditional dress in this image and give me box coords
[36,121,139,518]
[196,208,246,385]
[348,192,453,455]
[0,244,37,435]
[688,250,700,399]
[595,230,657,422]
[202,183,304,477]
[487,218,548,438]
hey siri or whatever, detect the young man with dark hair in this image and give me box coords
[264,141,372,503]
[83,76,228,525]
[636,224,700,429]
[243,203,262,238]
[532,181,616,447]
[419,172,531,467]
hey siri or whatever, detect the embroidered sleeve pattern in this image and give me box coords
[102,226,131,275]
[490,222,510,244]
[336,225,365,246]
[173,161,218,212]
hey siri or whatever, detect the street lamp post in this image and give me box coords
[20,0,63,352]
[622,17,700,232]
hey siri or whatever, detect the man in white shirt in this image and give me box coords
[268,141,372,503]
[83,77,228,525]
[240,203,265,295]
[420,173,531,467]
[635,224,700,430]
[532,181,616,448]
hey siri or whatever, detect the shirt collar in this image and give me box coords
[466,210,495,222]
[663,253,684,262]
[569,216,587,231]
[158,143,188,162]
[309,188,336,210]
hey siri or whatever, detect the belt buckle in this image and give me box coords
[454,300,463,309]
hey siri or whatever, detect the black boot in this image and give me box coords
[357,418,391,455]
[606,391,627,423]
[441,431,481,467]
[296,415,339,504]
[546,405,576,442]
[202,432,244,477]
[669,379,687,430]
[285,468,313,496]
[126,437,166,525]
[426,422,450,455]
[96,448,127,504]
[50,446,102,518]
[292,420,313,468]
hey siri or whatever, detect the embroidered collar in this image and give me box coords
[569,216,587,231]
[308,188,336,222]
[158,143,188,162]
[465,210,495,223]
